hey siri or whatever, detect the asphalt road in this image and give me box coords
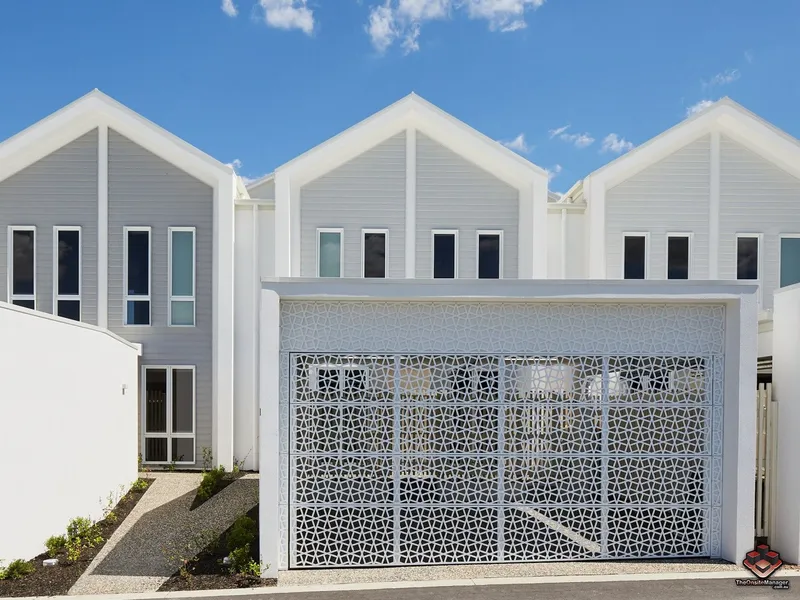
[169,577,799,600]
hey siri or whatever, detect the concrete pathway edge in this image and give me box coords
[31,567,800,600]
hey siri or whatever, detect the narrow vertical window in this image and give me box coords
[736,235,760,280]
[169,227,195,326]
[623,234,647,280]
[54,227,81,320]
[433,230,458,279]
[317,228,343,278]
[667,235,690,280]
[143,366,195,464]
[477,231,502,279]
[124,227,151,325]
[362,229,387,278]
[780,235,800,288]
[8,226,35,309]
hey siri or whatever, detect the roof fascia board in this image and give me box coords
[0,93,232,188]
[278,95,547,192]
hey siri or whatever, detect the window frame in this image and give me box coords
[476,229,504,280]
[168,226,196,327]
[778,233,800,289]
[431,229,459,279]
[52,226,82,320]
[621,231,650,280]
[7,225,36,309]
[123,226,152,327]
[316,227,344,278]
[735,232,763,304]
[141,365,196,465]
[665,232,693,280]
[361,228,389,279]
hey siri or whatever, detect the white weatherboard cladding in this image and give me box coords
[277,300,725,568]
[108,129,214,468]
[415,133,519,278]
[605,135,711,279]
[719,135,800,310]
[299,133,406,278]
[0,130,99,323]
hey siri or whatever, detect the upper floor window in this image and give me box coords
[124,227,151,326]
[433,230,458,279]
[623,233,648,280]
[8,226,35,309]
[169,227,196,326]
[362,229,387,278]
[317,228,343,278]
[667,234,690,280]
[477,230,502,279]
[736,234,760,281]
[54,227,81,321]
[780,235,800,288]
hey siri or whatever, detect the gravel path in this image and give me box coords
[68,471,258,596]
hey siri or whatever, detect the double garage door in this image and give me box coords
[281,302,724,568]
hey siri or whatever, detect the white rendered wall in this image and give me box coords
[0,303,139,563]
[772,284,800,563]
[565,210,587,279]
[546,211,561,278]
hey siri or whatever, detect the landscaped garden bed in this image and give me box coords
[0,478,153,598]
[159,504,276,591]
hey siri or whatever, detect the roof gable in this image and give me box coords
[0,89,232,187]
[275,93,547,191]
[589,98,800,190]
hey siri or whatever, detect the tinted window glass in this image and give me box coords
[737,237,759,280]
[363,232,386,278]
[12,230,35,295]
[433,234,456,279]
[319,232,341,277]
[623,236,646,279]
[127,231,149,295]
[478,234,501,279]
[667,236,689,280]
[57,230,80,296]
[780,237,800,288]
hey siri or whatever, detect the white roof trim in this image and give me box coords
[589,97,800,190]
[275,93,548,190]
[245,172,274,191]
[0,89,233,187]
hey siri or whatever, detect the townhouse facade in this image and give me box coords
[2,89,796,571]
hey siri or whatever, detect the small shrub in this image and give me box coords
[228,545,252,575]
[197,466,226,501]
[64,516,103,563]
[131,478,150,493]
[45,535,67,558]
[201,447,214,472]
[227,515,257,553]
[0,559,34,580]
[238,558,261,577]
[66,538,82,563]
[66,517,94,541]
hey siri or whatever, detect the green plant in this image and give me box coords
[45,535,67,558]
[201,447,214,472]
[162,529,216,579]
[227,515,256,553]
[238,558,261,577]
[64,517,103,562]
[138,453,150,473]
[131,478,150,493]
[66,517,94,541]
[0,559,34,580]
[197,466,226,501]
[167,460,177,472]
[228,545,252,574]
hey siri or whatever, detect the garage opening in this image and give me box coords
[289,353,717,567]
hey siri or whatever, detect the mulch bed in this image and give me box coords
[188,474,240,511]
[159,504,277,591]
[0,479,154,598]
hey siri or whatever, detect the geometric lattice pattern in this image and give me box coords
[289,352,721,567]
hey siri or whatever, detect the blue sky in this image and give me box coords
[1,0,799,192]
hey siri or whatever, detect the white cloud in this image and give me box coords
[366,0,544,53]
[259,0,314,35]
[500,133,531,154]
[242,174,266,185]
[601,133,634,154]
[745,50,754,64]
[546,164,562,182]
[548,124,569,139]
[560,132,594,149]
[226,158,243,170]
[706,68,740,87]
[221,0,238,17]
[686,99,715,117]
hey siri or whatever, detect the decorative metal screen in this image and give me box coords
[289,352,721,567]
